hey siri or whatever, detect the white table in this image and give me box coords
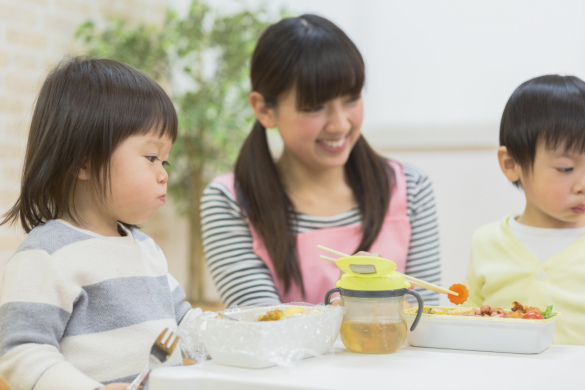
[150,340,582,390]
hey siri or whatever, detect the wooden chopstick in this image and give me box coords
[317,245,458,297]
[317,245,347,258]
[401,276,457,296]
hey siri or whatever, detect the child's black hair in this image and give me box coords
[500,75,585,186]
[2,56,178,232]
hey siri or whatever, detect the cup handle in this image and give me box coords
[405,290,424,331]
[324,288,341,305]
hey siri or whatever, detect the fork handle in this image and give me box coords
[126,364,152,390]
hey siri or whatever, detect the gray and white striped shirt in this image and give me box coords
[0,220,192,389]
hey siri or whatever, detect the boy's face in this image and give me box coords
[516,142,585,228]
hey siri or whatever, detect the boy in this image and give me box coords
[465,75,585,345]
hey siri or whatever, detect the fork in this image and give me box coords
[217,311,240,321]
[127,328,179,390]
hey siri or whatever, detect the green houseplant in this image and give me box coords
[76,0,276,302]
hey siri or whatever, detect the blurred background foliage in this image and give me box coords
[76,0,281,302]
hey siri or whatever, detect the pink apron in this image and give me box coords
[213,161,411,304]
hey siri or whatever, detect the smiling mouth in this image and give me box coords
[318,138,345,148]
[317,134,350,150]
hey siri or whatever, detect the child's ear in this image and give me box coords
[78,160,91,181]
[497,146,521,182]
[249,91,277,129]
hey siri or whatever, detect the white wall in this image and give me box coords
[358,1,585,147]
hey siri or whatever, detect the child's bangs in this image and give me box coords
[541,122,585,156]
[538,99,585,156]
[294,38,364,110]
[126,90,178,142]
[109,75,178,142]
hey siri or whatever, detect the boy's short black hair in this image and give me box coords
[500,75,585,179]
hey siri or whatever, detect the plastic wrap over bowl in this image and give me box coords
[181,304,344,368]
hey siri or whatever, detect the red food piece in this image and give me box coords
[522,312,544,320]
[448,284,469,305]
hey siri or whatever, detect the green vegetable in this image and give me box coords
[541,305,555,319]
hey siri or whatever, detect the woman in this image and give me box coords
[200,14,441,307]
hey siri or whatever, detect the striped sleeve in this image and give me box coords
[200,182,281,308]
[167,273,193,323]
[403,163,442,305]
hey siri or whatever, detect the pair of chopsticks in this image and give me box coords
[317,245,458,297]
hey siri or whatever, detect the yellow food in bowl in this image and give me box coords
[258,309,285,321]
[257,306,307,321]
[285,307,306,316]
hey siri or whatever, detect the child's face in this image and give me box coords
[517,142,585,228]
[272,87,363,171]
[105,132,172,226]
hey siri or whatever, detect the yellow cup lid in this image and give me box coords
[335,256,396,277]
[334,256,410,291]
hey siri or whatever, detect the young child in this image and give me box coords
[200,14,442,308]
[0,57,199,389]
[465,75,585,345]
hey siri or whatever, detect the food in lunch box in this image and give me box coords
[447,283,469,305]
[508,301,542,318]
[257,306,308,321]
[422,302,555,319]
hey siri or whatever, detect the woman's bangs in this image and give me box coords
[294,41,364,110]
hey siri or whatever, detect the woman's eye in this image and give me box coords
[146,156,158,163]
[557,167,573,173]
[162,161,171,168]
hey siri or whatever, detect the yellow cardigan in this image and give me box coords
[465,216,585,345]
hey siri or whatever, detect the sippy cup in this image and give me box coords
[325,255,423,354]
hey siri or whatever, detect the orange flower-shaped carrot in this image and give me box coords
[448,284,469,305]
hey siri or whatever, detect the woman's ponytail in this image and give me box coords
[234,120,305,296]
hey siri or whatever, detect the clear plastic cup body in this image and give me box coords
[339,295,407,354]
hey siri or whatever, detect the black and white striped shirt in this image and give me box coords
[201,162,441,308]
